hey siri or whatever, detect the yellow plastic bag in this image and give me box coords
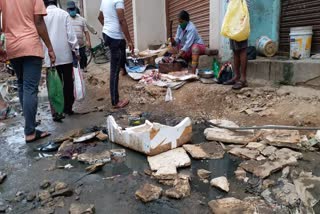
[221,0,250,42]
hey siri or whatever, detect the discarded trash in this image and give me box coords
[210,177,230,192]
[135,184,162,203]
[73,132,98,143]
[102,175,121,180]
[77,150,111,165]
[54,129,84,143]
[110,149,126,157]
[96,131,108,141]
[165,87,173,102]
[35,141,60,153]
[85,163,106,174]
[183,142,225,159]
[69,203,95,214]
[63,164,74,169]
[147,148,191,178]
[315,130,320,143]
[294,172,320,213]
[0,172,7,184]
[107,116,192,155]
[197,169,211,180]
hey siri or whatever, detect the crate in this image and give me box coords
[159,62,182,74]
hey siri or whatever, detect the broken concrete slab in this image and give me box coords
[77,150,111,165]
[269,148,303,161]
[69,203,95,214]
[51,188,73,198]
[208,197,255,214]
[38,190,51,201]
[261,146,277,157]
[135,184,162,203]
[0,172,7,184]
[210,177,230,192]
[256,155,267,161]
[246,142,266,151]
[204,127,257,145]
[272,179,300,207]
[294,172,320,212]
[260,130,301,149]
[107,116,192,156]
[240,156,298,178]
[197,169,211,180]
[54,182,68,192]
[147,148,191,174]
[228,147,260,159]
[165,179,191,199]
[183,142,225,159]
[153,166,177,180]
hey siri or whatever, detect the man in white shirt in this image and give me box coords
[43,0,80,121]
[98,0,133,109]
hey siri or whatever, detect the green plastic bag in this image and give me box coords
[47,68,64,113]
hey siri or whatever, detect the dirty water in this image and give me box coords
[1,104,320,213]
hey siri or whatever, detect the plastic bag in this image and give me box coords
[221,0,250,42]
[73,64,86,101]
[47,68,64,113]
[165,87,173,102]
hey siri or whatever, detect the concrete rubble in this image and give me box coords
[210,177,230,192]
[208,197,254,214]
[147,148,191,179]
[197,169,211,180]
[228,147,260,159]
[77,150,111,165]
[245,142,266,151]
[73,132,98,143]
[234,167,248,182]
[69,203,95,214]
[135,183,163,203]
[164,179,191,199]
[260,129,301,149]
[95,131,108,141]
[204,127,257,144]
[183,142,225,159]
[107,116,192,156]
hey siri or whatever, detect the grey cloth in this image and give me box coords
[11,56,42,135]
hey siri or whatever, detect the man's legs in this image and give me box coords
[104,34,128,108]
[56,63,75,114]
[239,48,247,82]
[191,44,207,74]
[11,57,49,140]
[79,47,88,72]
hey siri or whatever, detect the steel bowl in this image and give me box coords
[198,70,214,79]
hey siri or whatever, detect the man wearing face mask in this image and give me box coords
[171,10,216,74]
[67,1,91,72]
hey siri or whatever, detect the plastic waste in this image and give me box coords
[47,68,64,113]
[73,63,86,101]
[165,87,173,102]
[221,0,250,42]
[212,59,220,78]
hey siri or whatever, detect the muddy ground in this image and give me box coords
[0,63,320,214]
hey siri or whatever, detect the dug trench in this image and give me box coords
[0,63,320,213]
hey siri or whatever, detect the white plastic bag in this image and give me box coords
[73,64,86,101]
[165,87,173,102]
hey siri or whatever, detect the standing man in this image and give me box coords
[223,0,251,90]
[67,1,92,72]
[0,0,56,143]
[98,0,133,109]
[43,0,80,121]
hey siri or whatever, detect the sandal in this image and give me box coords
[113,100,129,109]
[223,79,237,85]
[232,81,248,90]
[26,130,51,144]
[35,141,60,152]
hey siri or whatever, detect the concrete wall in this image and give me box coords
[133,0,167,51]
[248,0,281,47]
[83,0,102,47]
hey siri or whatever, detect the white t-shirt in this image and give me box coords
[100,0,125,40]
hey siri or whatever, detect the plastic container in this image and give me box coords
[290,26,313,59]
[256,36,277,57]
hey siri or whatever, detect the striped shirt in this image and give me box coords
[69,14,88,47]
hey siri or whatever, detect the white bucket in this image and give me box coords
[256,36,277,57]
[290,26,313,59]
